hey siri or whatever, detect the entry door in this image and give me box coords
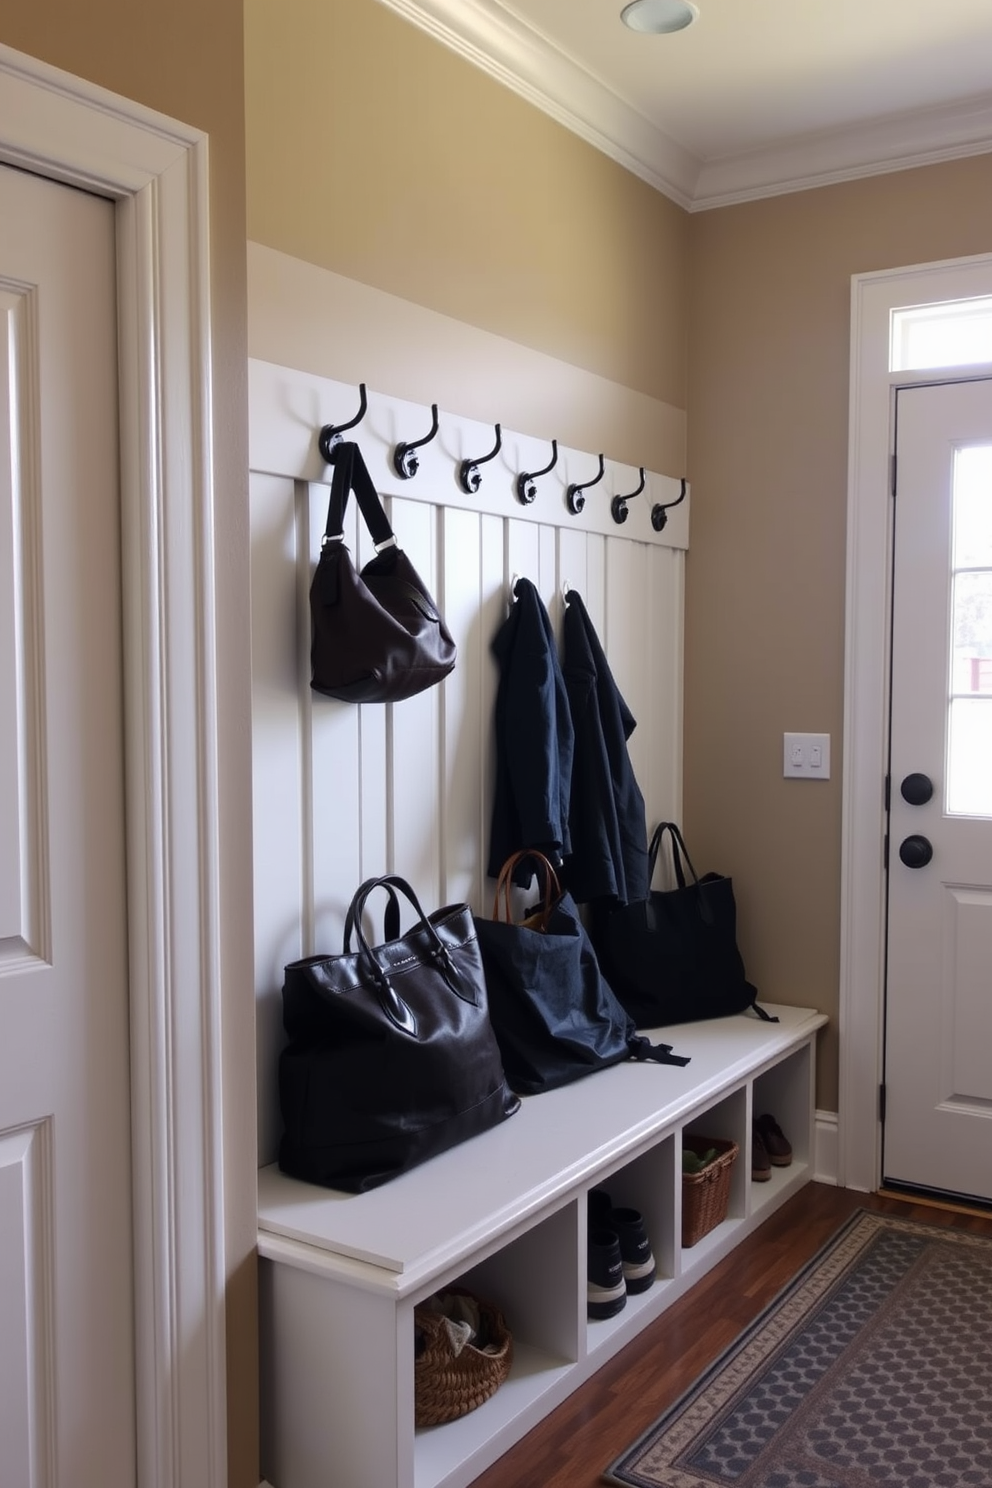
[884,376,992,1204]
[0,166,135,1481]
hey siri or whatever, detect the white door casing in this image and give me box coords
[884,378,992,1201]
[843,254,992,1195]
[0,43,228,1488]
[0,163,134,1486]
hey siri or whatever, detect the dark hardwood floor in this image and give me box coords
[467,1182,992,1488]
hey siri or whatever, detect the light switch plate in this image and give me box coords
[783,732,831,779]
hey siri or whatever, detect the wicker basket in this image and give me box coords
[681,1135,738,1248]
[414,1289,513,1427]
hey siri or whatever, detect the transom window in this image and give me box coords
[890,297,992,372]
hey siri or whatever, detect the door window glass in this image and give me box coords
[891,298,992,371]
[948,443,992,816]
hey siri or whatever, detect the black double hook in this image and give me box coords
[566,453,605,516]
[517,439,558,505]
[394,404,440,480]
[651,478,687,532]
[611,467,645,525]
[459,424,502,494]
[318,383,368,461]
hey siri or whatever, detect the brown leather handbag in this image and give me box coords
[310,441,456,703]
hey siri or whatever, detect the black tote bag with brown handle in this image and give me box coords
[310,441,456,703]
[474,850,689,1094]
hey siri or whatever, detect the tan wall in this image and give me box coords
[685,154,992,1109]
[244,0,688,409]
[0,6,256,1485]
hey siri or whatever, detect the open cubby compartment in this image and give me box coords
[752,1041,812,1168]
[749,1040,816,1219]
[582,1132,678,1355]
[415,1199,581,1488]
[679,1084,748,1268]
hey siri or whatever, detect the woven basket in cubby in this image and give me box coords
[413,1290,512,1427]
[681,1135,738,1248]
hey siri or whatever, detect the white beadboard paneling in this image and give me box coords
[249,359,687,1164]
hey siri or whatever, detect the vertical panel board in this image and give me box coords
[307,485,363,951]
[440,505,484,911]
[250,473,306,1162]
[539,522,559,613]
[644,546,684,828]
[479,515,506,892]
[606,538,654,820]
[557,526,589,618]
[585,533,607,638]
[386,496,442,911]
[350,492,388,896]
[505,517,541,604]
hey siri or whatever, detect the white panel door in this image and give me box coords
[884,377,992,1204]
[0,165,134,1483]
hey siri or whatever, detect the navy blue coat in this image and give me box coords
[487,579,574,885]
[561,591,649,907]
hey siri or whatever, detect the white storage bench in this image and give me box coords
[257,1003,826,1488]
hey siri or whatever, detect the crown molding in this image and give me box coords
[691,92,992,210]
[377,0,700,206]
[378,0,992,210]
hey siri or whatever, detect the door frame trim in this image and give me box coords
[0,45,226,1487]
[842,252,992,1195]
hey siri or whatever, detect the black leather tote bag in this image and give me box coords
[602,823,776,1028]
[474,852,688,1095]
[279,875,519,1192]
[310,441,456,703]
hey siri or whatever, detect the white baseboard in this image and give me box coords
[813,1109,839,1185]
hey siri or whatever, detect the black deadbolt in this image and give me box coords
[898,834,933,869]
[900,772,933,806]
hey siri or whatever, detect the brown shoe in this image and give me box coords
[751,1123,771,1182]
[756,1113,792,1167]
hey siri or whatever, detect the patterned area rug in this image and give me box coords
[604,1210,992,1488]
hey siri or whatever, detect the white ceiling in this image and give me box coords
[381,0,992,208]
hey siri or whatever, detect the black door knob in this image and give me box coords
[900,772,933,806]
[898,834,933,869]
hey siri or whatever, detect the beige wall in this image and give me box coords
[244,0,688,410]
[0,5,257,1485]
[685,154,992,1109]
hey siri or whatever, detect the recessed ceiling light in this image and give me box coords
[621,0,699,34]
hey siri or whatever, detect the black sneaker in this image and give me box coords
[587,1228,626,1319]
[610,1207,657,1294]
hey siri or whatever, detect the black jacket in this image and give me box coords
[561,590,649,907]
[487,579,574,884]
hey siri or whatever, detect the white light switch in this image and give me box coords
[783,732,831,779]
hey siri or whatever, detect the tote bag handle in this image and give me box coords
[492,851,561,930]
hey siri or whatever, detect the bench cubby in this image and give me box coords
[257,1003,826,1488]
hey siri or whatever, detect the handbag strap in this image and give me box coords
[346,875,473,1035]
[322,441,396,551]
[492,851,561,929]
[343,884,402,951]
[648,822,700,890]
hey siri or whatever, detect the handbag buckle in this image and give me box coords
[374,535,398,553]
[320,531,345,548]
